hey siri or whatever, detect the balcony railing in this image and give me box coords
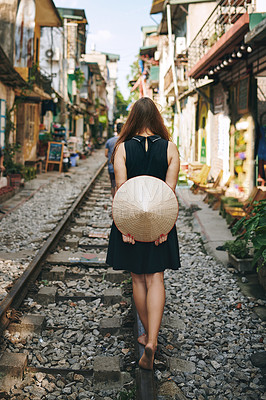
[188,0,255,71]
[29,67,52,95]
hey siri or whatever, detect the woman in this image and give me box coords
[106,97,181,370]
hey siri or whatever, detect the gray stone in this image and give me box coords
[162,315,185,331]
[70,227,84,238]
[0,352,27,378]
[37,286,57,305]
[8,314,45,337]
[103,288,122,305]
[250,351,266,368]
[93,356,121,382]
[169,358,196,373]
[99,317,121,335]
[43,266,67,281]
[105,268,128,283]
[158,381,187,399]
[65,237,79,249]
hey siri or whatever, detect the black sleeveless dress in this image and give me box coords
[106,134,181,274]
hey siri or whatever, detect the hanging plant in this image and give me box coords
[74,68,85,89]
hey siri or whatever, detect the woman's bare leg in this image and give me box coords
[139,272,165,370]
[131,273,148,344]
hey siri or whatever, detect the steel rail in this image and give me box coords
[134,303,157,399]
[0,160,107,335]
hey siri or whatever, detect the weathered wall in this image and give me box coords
[187,2,216,46]
[0,0,18,64]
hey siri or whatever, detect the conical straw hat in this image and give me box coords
[112,175,179,242]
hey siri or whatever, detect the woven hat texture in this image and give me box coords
[112,175,179,242]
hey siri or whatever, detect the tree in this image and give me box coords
[126,56,141,103]
[114,89,129,121]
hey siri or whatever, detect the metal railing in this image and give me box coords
[29,67,53,95]
[188,0,255,71]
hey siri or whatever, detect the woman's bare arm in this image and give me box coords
[113,143,127,189]
[165,141,180,191]
[113,143,135,244]
[155,142,180,246]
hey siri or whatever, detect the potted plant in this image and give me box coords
[232,200,266,286]
[3,143,24,188]
[224,238,253,272]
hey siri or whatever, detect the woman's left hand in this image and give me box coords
[122,234,135,245]
[155,234,168,246]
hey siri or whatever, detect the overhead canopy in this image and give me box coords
[0,46,26,87]
[36,0,62,27]
[102,52,120,61]
[245,17,266,44]
[150,0,214,14]
[158,4,185,34]
[57,7,88,24]
[140,45,157,57]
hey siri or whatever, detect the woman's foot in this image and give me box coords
[139,343,156,370]
[138,333,148,346]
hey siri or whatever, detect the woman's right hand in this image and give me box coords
[122,234,135,245]
[155,234,168,246]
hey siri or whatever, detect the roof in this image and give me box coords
[140,44,157,56]
[36,0,62,27]
[141,25,158,34]
[150,0,215,15]
[0,46,26,87]
[57,7,88,24]
[81,61,105,81]
[150,0,165,15]
[102,52,120,61]
[245,16,266,45]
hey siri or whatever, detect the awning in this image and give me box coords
[245,16,266,44]
[188,13,249,79]
[139,45,157,57]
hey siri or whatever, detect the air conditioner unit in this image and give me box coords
[154,51,160,61]
[45,47,60,61]
[175,37,186,55]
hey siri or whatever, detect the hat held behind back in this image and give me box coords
[112,176,179,242]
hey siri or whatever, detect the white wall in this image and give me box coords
[187,2,217,45]
[39,27,64,97]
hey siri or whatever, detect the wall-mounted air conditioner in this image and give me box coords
[45,47,60,61]
[175,37,186,55]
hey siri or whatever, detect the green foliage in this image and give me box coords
[114,89,129,120]
[3,142,23,175]
[224,239,250,259]
[117,386,136,400]
[231,200,266,269]
[126,56,141,103]
[74,68,85,89]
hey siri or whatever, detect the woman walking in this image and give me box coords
[106,97,181,370]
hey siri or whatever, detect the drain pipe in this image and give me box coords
[166,2,181,114]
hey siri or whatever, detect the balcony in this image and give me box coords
[29,67,52,95]
[188,0,254,78]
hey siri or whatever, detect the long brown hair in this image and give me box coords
[111,97,170,163]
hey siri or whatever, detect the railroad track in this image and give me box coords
[0,162,158,400]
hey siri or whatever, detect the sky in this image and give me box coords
[53,0,162,100]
